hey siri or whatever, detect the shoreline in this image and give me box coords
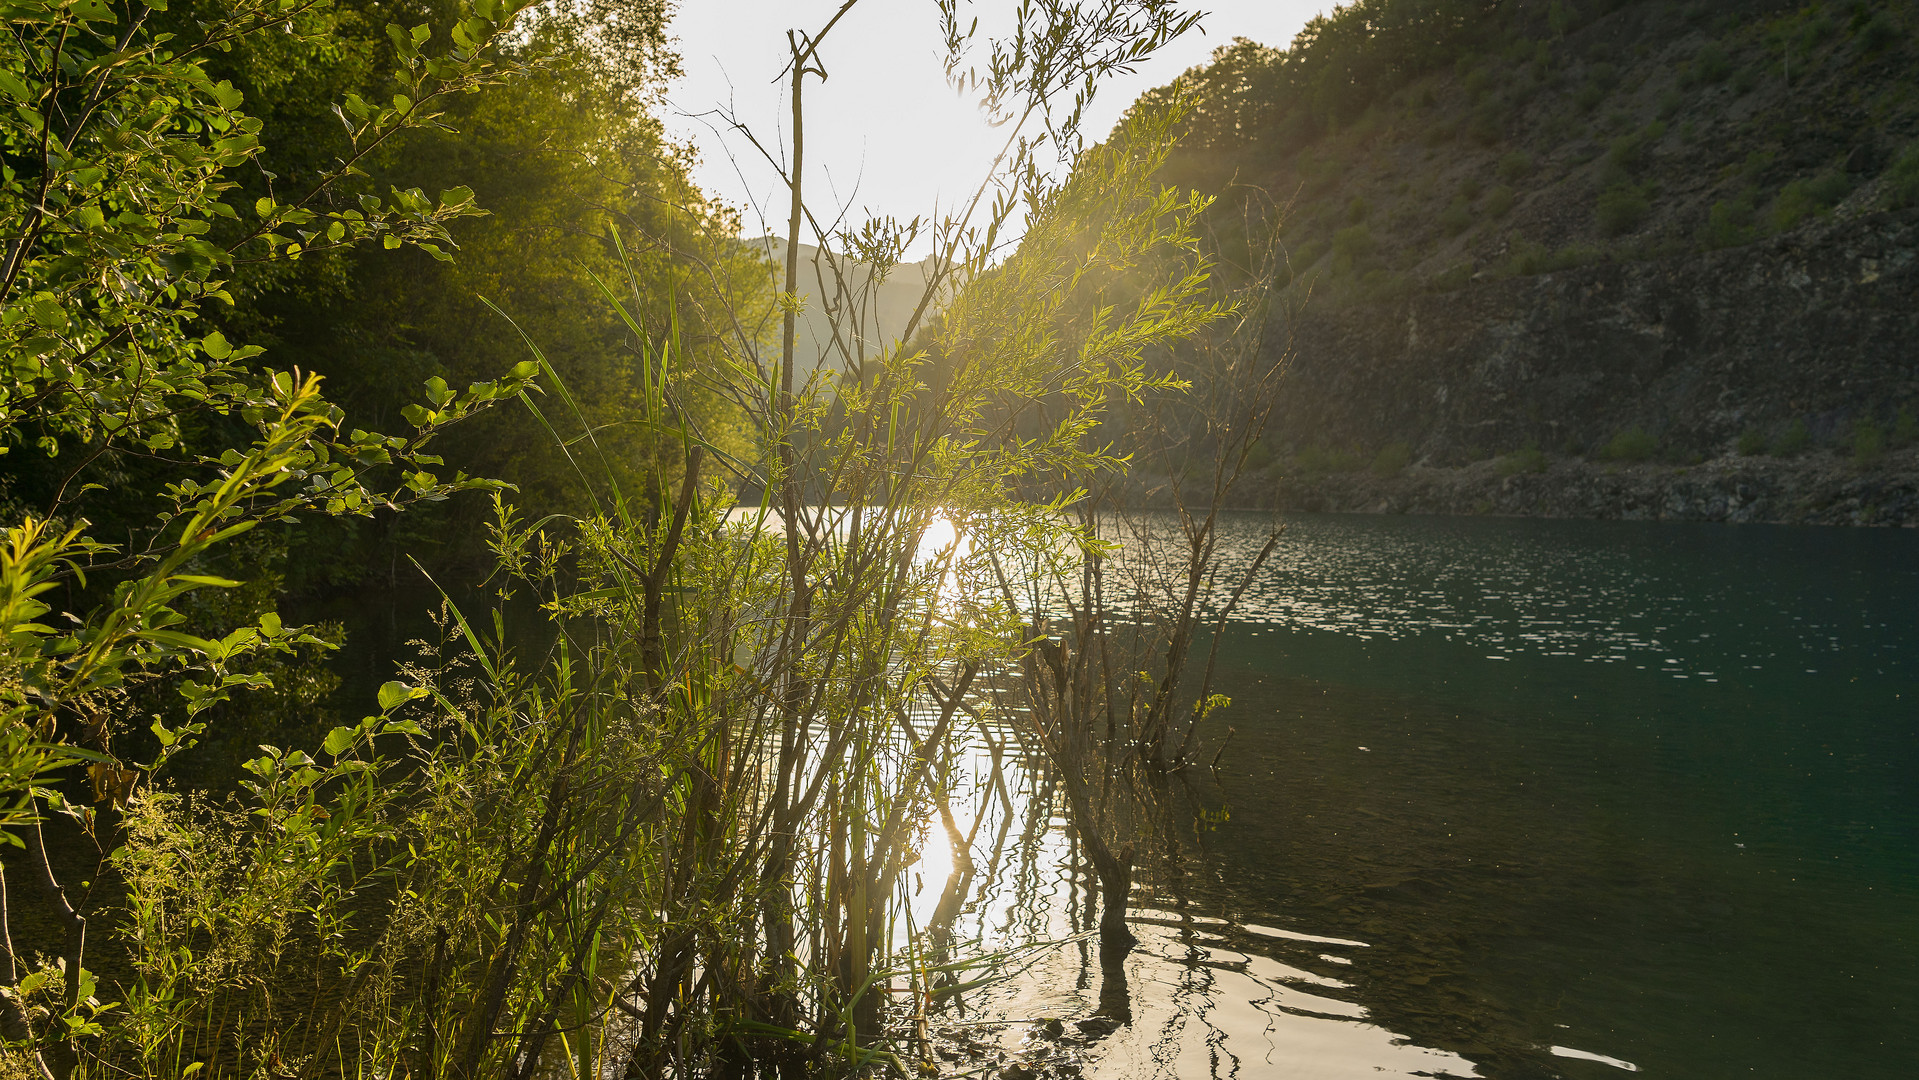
[1194,447,1919,527]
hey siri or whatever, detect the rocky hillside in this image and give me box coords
[1138,0,1919,523]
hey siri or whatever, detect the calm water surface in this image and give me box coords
[963,512,1918,1080]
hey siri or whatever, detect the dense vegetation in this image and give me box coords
[1119,0,1919,474]
[0,0,1289,1077]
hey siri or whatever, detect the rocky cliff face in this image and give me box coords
[1253,208,1919,524]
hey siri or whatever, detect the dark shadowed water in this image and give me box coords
[962,512,1918,1079]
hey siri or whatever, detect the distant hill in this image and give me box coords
[1130,0,1919,523]
[746,236,946,381]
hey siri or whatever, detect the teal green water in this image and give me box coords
[1140,513,1917,1078]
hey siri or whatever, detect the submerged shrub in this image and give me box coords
[1599,426,1658,461]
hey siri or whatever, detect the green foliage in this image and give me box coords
[1701,190,1760,247]
[1856,10,1903,52]
[1737,426,1768,455]
[1894,406,1918,448]
[1771,172,1851,230]
[1730,65,1759,95]
[1599,426,1658,461]
[1485,184,1517,217]
[1507,238,1599,276]
[1295,446,1365,474]
[1853,417,1886,463]
[1596,183,1653,236]
[1772,417,1811,455]
[1656,88,1685,120]
[1496,443,1548,475]
[1430,261,1475,290]
[1371,441,1413,475]
[1347,195,1372,222]
[1439,196,1476,235]
[1887,144,1919,208]
[1497,150,1536,181]
[1332,223,1376,271]
[1692,41,1733,84]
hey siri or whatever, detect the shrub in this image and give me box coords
[1887,145,1919,208]
[1496,444,1548,475]
[1693,41,1732,83]
[1296,446,1365,474]
[1853,418,1886,463]
[1463,66,1494,99]
[1573,80,1606,112]
[1332,224,1375,267]
[1596,183,1653,235]
[1771,173,1849,230]
[1485,184,1517,217]
[1771,417,1810,455]
[1347,196,1370,223]
[1497,150,1535,181]
[1730,66,1759,95]
[1288,237,1326,270]
[1700,191,1758,248]
[1736,427,1767,455]
[1600,426,1658,461]
[1430,261,1474,290]
[1439,197,1475,235]
[1857,11,1902,52]
[1371,441,1414,474]
[1656,88,1684,120]
[1894,406,1918,448]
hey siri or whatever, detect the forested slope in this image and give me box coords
[1132,0,1919,523]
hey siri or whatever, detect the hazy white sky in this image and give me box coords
[663,1,1326,250]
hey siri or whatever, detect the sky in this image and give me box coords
[663,1,1328,254]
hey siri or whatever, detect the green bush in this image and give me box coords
[1599,426,1658,461]
[1430,261,1474,290]
[1573,80,1606,112]
[1772,418,1810,456]
[1854,418,1886,463]
[1296,446,1365,474]
[1693,41,1733,83]
[1887,145,1919,208]
[1656,88,1684,120]
[1371,441,1414,474]
[1736,427,1767,455]
[1596,183,1653,236]
[1497,150,1535,181]
[1439,196,1475,235]
[1496,444,1548,475]
[1894,406,1918,448]
[1857,11,1902,52]
[1770,173,1850,230]
[1485,184,1517,217]
[1288,237,1327,270]
[1700,191,1758,248]
[1347,195,1371,223]
[1730,66,1759,95]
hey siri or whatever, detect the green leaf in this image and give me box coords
[376,680,415,711]
[322,726,356,756]
[202,331,232,359]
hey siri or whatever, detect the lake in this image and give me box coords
[947,512,1918,1079]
